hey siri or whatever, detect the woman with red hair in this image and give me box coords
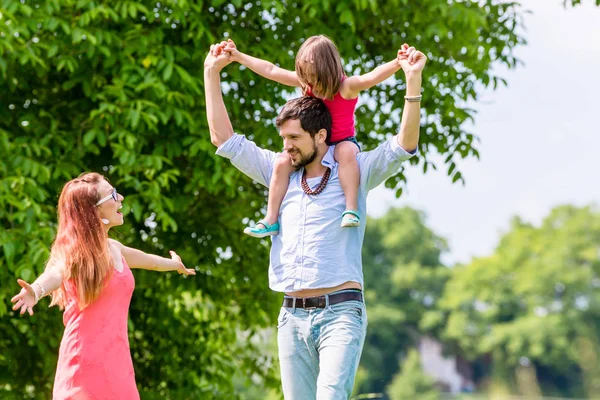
[11,172,195,399]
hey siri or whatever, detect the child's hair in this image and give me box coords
[295,35,344,101]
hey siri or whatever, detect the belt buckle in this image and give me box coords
[303,297,317,310]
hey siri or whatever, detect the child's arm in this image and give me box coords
[224,39,301,88]
[111,239,195,275]
[341,47,408,99]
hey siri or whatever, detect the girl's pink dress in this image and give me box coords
[53,257,139,400]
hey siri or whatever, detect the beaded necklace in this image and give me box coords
[301,168,331,195]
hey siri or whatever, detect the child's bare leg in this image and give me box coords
[244,152,294,237]
[263,153,294,225]
[334,141,361,227]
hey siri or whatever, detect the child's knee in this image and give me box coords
[275,153,290,166]
[335,142,359,163]
[274,153,294,172]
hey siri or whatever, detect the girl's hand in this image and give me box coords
[397,43,410,66]
[398,43,427,75]
[222,39,241,62]
[11,279,37,316]
[211,40,229,56]
[169,251,196,276]
[205,43,233,70]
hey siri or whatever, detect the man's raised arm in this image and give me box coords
[357,45,427,191]
[204,43,234,147]
[203,41,279,188]
[396,45,427,152]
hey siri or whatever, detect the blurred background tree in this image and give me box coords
[432,205,600,398]
[357,204,600,399]
[386,349,440,400]
[356,207,451,395]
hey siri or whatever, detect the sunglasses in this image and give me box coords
[96,188,118,206]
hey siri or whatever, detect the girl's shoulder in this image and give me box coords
[107,239,125,271]
[337,75,359,101]
[108,238,123,249]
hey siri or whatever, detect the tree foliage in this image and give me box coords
[1,0,526,397]
[357,207,451,395]
[433,205,600,397]
[353,205,600,398]
[386,349,440,400]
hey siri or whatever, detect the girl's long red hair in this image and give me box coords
[48,173,113,309]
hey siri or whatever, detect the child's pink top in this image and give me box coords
[307,78,358,143]
[53,257,139,400]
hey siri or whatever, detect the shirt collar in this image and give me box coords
[321,146,336,168]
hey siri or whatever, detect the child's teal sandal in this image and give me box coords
[341,211,360,228]
[244,220,280,238]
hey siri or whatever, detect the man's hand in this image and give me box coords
[204,42,233,72]
[221,39,241,62]
[204,40,235,148]
[398,43,427,76]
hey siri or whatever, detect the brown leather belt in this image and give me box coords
[282,290,363,309]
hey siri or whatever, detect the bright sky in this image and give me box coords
[367,0,600,265]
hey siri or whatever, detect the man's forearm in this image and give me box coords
[396,72,422,151]
[204,66,234,147]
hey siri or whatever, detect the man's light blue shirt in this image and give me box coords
[216,134,416,293]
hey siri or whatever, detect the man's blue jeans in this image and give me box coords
[277,292,368,400]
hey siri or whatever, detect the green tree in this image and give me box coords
[386,349,440,400]
[356,207,451,395]
[232,328,282,400]
[1,0,527,398]
[433,205,600,398]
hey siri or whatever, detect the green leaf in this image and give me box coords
[130,108,141,129]
[163,62,173,81]
[451,171,462,183]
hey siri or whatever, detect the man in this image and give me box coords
[204,41,426,399]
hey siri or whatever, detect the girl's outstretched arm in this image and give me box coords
[341,45,409,99]
[225,39,301,88]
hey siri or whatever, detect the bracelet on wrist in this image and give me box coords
[33,282,46,303]
[404,95,422,102]
[33,285,40,303]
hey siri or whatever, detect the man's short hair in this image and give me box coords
[276,96,332,143]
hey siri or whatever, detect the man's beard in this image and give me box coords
[290,141,318,171]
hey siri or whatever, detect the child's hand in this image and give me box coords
[205,42,233,70]
[210,41,228,57]
[398,43,427,74]
[222,39,241,62]
[397,43,410,70]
